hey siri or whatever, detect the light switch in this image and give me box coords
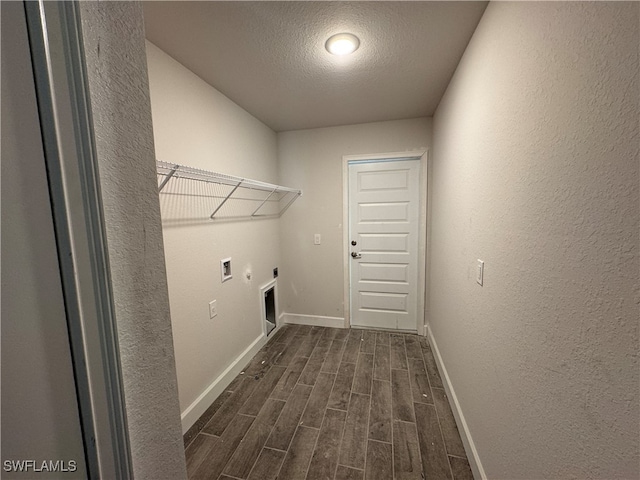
[314,234,321,245]
[476,259,484,286]
[209,300,217,319]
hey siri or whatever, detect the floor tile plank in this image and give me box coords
[368,380,392,443]
[393,421,422,480]
[240,366,287,416]
[365,439,393,480]
[306,409,347,480]
[223,399,286,479]
[322,327,340,340]
[375,332,390,346]
[296,324,313,336]
[298,360,323,386]
[184,390,231,448]
[192,414,255,479]
[328,362,356,411]
[338,393,370,469]
[335,465,364,480]
[271,356,309,401]
[373,344,391,382]
[321,339,347,374]
[308,337,333,365]
[185,434,218,478]
[274,336,305,366]
[390,334,408,370]
[277,426,319,480]
[300,372,336,429]
[432,388,466,457]
[297,331,322,357]
[423,347,444,389]
[404,335,423,359]
[360,330,376,354]
[342,332,362,364]
[246,448,286,480]
[391,369,415,422]
[407,357,433,405]
[266,384,313,451]
[202,377,257,436]
[449,455,473,480]
[414,402,452,480]
[352,353,374,395]
[334,328,350,341]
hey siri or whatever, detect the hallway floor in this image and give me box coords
[184,325,473,480]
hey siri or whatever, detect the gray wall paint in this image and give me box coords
[430,2,639,478]
[1,3,87,477]
[277,118,431,320]
[78,3,186,478]
[146,41,281,419]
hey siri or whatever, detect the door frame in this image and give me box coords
[342,150,429,336]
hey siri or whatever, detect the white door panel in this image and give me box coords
[349,160,420,331]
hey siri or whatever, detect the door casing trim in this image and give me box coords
[342,150,428,336]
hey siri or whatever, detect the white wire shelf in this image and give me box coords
[156,161,301,222]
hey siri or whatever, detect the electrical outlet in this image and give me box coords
[209,300,218,319]
[476,259,484,286]
[314,233,321,245]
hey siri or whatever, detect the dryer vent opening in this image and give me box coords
[264,286,276,336]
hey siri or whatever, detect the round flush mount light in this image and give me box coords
[325,33,360,56]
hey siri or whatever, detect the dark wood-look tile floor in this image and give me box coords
[185,325,474,480]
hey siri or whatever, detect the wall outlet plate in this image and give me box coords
[476,259,484,286]
[209,300,217,319]
[314,233,321,245]
[221,257,232,283]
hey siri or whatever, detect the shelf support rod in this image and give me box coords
[278,191,302,217]
[251,187,278,216]
[158,165,179,192]
[210,179,243,218]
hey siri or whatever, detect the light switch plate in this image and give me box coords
[209,300,217,319]
[476,259,484,286]
[314,234,321,245]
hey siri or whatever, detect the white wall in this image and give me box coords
[430,2,639,478]
[277,119,431,321]
[1,4,87,477]
[146,42,281,422]
[78,3,186,478]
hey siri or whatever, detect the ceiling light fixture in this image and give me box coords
[325,33,360,56]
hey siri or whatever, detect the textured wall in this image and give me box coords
[78,3,186,478]
[278,119,431,319]
[1,3,86,477]
[146,41,281,416]
[430,2,639,478]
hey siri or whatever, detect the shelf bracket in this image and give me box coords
[158,164,178,192]
[279,191,302,217]
[251,187,278,217]
[210,179,244,218]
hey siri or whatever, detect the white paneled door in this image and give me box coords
[349,159,420,331]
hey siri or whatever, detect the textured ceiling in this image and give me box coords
[143,1,488,132]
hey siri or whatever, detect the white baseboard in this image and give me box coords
[180,324,283,434]
[281,312,346,329]
[427,325,487,480]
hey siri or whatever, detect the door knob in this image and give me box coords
[351,240,357,246]
[351,252,362,259]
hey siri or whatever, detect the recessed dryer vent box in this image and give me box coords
[221,258,232,283]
